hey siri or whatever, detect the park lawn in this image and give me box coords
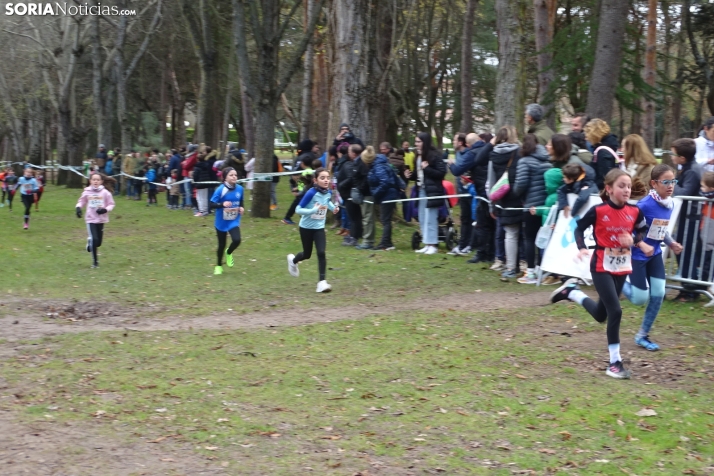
[0,184,499,317]
[2,302,714,475]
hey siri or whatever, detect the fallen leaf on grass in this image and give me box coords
[635,408,657,417]
[539,448,556,455]
[149,435,179,443]
[559,431,572,441]
[204,446,218,451]
[515,374,528,379]
[160,458,175,462]
[258,432,281,438]
[319,435,342,440]
[456,410,469,416]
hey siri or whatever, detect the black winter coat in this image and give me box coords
[513,144,552,208]
[223,151,246,179]
[488,143,522,225]
[352,157,372,196]
[408,148,446,208]
[193,157,217,189]
[336,158,356,199]
[592,134,620,190]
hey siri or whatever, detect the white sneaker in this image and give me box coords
[424,246,438,255]
[447,246,461,255]
[316,280,332,293]
[490,259,504,271]
[415,246,429,253]
[287,254,299,277]
[456,246,471,256]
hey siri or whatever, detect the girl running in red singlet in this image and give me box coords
[550,169,652,379]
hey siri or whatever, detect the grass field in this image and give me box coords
[1,184,713,475]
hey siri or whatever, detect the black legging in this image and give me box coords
[345,200,363,240]
[7,190,15,210]
[581,272,627,345]
[216,227,242,266]
[294,227,327,281]
[523,212,542,269]
[87,222,104,264]
[21,194,34,223]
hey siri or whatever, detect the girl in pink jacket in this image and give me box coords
[76,173,116,268]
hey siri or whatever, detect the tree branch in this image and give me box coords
[276,0,303,45]
[248,0,265,50]
[276,0,326,97]
[233,0,259,102]
[684,0,713,84]
[124,0,163,80]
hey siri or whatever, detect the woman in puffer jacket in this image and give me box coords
[405,132,446,255]
[513,134,552,283]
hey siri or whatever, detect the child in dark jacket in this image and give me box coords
[557,163,598,219]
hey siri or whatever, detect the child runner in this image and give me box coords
[0,168,6,207]
[4,169,18,211]
[550,169,652,379]
[209,167,244,276]
[17,168,39,229]
[287,167,339,293]
[34,170,45,211]
[76,173,116,268]
[622,164,682,351]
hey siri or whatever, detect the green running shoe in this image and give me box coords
[226,250,234,268]
[214,266,223,275]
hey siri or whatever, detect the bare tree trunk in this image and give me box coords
[670,24,686,143]
[459,0,479,133]
[684,0,714,116]
[495,0,523,128]
[239,80,255,157]
[300,0,315,141]
[661,0,673,150]
[586,0,629,122]
[631,21,644,136]
[533,0,556,130]
[220,60,235,161]
[0,69,24,160]
[642,0,657,150]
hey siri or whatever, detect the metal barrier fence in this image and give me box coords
[664,196,714,307]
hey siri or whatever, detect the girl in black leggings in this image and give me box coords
[76,173,116,268]
[550,169,650,379]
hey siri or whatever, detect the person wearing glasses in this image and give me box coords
[672,138,703,301]
[622,164,682,350]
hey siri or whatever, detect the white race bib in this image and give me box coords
[311,205,328,220]
[88,195,102,208]
[603,247,632,273]
[223,208,239,221]
[646,218,669,241]
[23,183,33,192]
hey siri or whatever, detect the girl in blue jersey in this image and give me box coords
[17,168,39,230]
[287,168,340,293]
[623,164,682,351]
[209,167,244,275]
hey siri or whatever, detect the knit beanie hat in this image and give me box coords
[298,139,315,152]
[361,145,376,165]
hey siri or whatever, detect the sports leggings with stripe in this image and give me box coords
[21,194,33,223]
[87,223,104,264]
[216,227,242,266]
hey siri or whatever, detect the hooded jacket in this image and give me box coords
[513,144,552,208]
[592,133,620,190]
[448,140,488,194]
[557,171,598,218]
[487,143,522,225]
[352,156,373,196]
[336,158,356,200]
[537,168,564,224]
[368,154,400,203]
[193,152,218,189]
[76,185,116,224]
[407,148,446,208]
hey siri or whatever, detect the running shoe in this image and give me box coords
[490,259,504,271]
[550,278,579,304]
[635,335,660,351]
[86,238,91,252]
[376,245,396,251]
[447,246,462,256]
[287,254,299,277]
[501,269,518,279]
[356,243,374,250]
[225,250,234,268]
[91,263,99,269]
[456,247,472,256]
[282,218,296,225]
[341,237,357,246]
[415,246,429,254]
[214,266,223,275]
[424,246,438,255]
[23,223,28,230]
[606,361,631,379]
[316,280,332,293]
[517,272,538,284]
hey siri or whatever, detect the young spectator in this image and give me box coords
[145,164,158,206]
[672,138,703,301]
[283,140,317,225]
[353,146,376,250]
[166,169,181,209]
[557,163,599,219]
[405,132,446,255]
[368,146,402,251]
[271,154,282,211]
[584,118,620,190]
[513,133,552,284]
[697,172,714,285]
[622,134,657,199]
[337,144,362,246]
[532,167,564,285]
[622,164,682,350]
[695,117,714,172]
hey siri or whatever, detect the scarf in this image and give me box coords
[649,188,673,209]
[90,185,105,193]
[223,182,236,191]
[313,184,329,194]
[700,189,714,200]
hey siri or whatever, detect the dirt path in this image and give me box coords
[0,290,553,344]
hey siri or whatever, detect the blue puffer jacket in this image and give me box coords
[368,154,400,204]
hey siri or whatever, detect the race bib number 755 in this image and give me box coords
[604,247,632,273]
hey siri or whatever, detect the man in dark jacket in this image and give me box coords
[95,144,108,169]
[336,144,363,246]
[333,123,365,148]
[368,153,401,250]
[449,133,487,255]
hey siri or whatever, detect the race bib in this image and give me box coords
[88,195,102,208]
[223,208,239,221]
[603,247,632,273]
[646,218,669,241]
[311,205,328,220]
[23,183,33,192]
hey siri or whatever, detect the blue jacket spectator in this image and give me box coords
[368,154,400,203]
